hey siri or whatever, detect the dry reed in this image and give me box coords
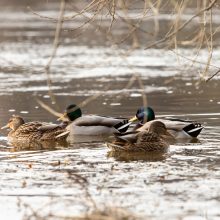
[27,0,220,112]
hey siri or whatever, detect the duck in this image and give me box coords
[106,121,173,152]
[56,104,130,139]
[1,115,68,142]
[129,106,203,139]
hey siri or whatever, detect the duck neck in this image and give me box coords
[12,118,25,131]
[133,123,143,131]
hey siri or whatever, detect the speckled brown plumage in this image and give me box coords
[106,121,172,153]
[4,115,67,142]
[107,131,169,152]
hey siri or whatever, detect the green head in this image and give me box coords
[136,106,155,124]
[65,104,82,121]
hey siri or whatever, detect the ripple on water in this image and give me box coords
[1,5,220,219]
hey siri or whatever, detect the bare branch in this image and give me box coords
[145,0,218,49]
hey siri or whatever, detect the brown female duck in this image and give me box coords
[107,121,175,152]
[1,115,67,142]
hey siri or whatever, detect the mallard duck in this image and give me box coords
[1,115,68,142]
[129,106,203,139]
[107,121,172,152]
[56,104,130,139]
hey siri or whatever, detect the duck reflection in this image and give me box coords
[107,150,169,162]
[8,139,68,152]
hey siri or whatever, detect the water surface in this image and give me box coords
[0,2,220,220]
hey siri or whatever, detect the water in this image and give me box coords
[0,2,220,220]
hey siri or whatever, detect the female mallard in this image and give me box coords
[56,104,130,139]
[1,115,68,142]
[107,121,173,152]
[129,107,203,139]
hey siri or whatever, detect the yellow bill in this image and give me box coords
[1,124,9,130]
[129,115,138,122]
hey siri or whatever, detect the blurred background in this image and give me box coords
[0,0,219,119]
[1,1,220,220]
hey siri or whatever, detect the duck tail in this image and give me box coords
[106,142,127,151]
[55,130,70,139]
[114,120,131,133]
[183,123,203,138]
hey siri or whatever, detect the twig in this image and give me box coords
[170,49,220,70]
[36,99,63,118]
[45,0,66,106]
[45,0,66,70]
[27,0,99,21]
[78,85,111,109]
[144,0,218,49]
[202,5,214,78]
[36,84,111,119]
[136,74,148,107]
[206,69,220,82]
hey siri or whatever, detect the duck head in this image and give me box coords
[1,115,25,131]
[58,104,82,122]
[129,107,155,124]
[148,121,166,135]
[148,121,175,141]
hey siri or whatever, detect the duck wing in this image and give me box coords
[157,119,189,130]
[113,120,131,133]
[114,131,139,143]
[137,118,202,131]
[15,121,44,134]
[38,121,68,131]
[11,121,45,141]
[73,115,128,127]
[71,115,130,133]
[56,116,130,138]
[135,131,169,152]
[158,118,203,137]
[14,121,67,141]
[106,131,139,151]
[107,131,169,152]
[38,124,60,131]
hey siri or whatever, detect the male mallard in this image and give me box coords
[130,107,203,139]
[56,104,130,138]
[1,115,68,142]
[107,121,172,152]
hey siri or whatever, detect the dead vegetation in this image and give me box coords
[27,0,220,108]
[18,166,140,220]
[22,206,140,220]
[68,208,141,220]
[19,1,220,219]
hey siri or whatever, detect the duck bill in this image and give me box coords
[1,124,9,130]
[57,112,68,121]
[129,116,138,122]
